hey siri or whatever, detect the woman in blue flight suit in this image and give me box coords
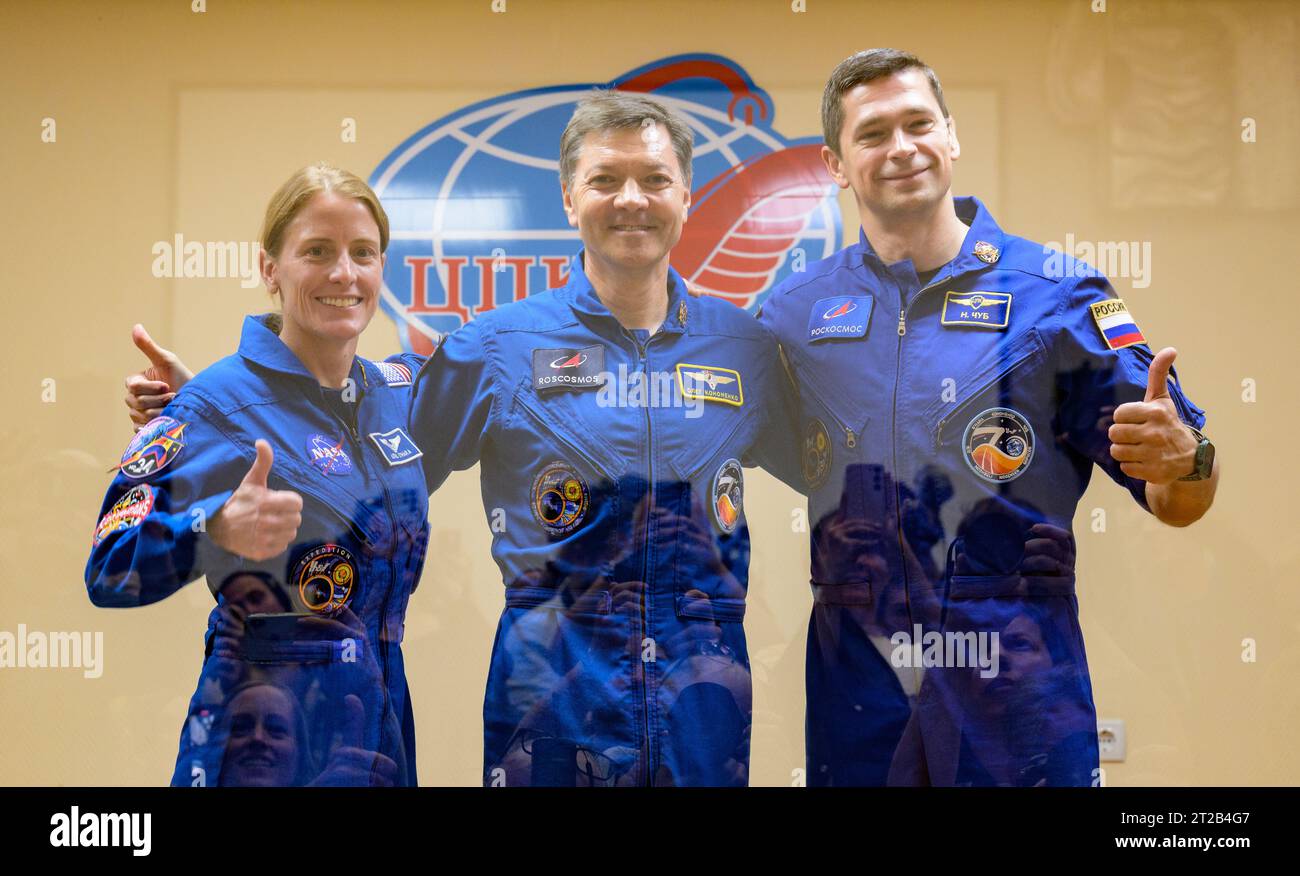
[86,163,429,786]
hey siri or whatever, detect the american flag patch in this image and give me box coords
[1089,298,1146,350]
[378,361,413,386]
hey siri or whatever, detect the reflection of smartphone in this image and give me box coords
[840,464,891,522]
[246,612,309,640]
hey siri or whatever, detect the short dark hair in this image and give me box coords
[821,49,950,154]
[559,90,694,189]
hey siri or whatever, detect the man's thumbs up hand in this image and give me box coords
[1109,347,1199,485]
[125,324,195,431]
[1144,346,1177,402]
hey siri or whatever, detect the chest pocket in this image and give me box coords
[784,344,871,454]
[509,378,624,483]
[926,328,1048,449]
[268,450,390,549]
[503,381,624,614]
[665,405,760,622]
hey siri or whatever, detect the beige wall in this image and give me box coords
[1,0,1295,785]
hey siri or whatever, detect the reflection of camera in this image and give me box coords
[951,498,1039,576]
[245,612,309,640]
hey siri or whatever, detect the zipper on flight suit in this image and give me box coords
[625,326,657,787]
[889,275,950,664]
[323,367,401,769]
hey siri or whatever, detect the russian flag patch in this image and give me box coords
[1089,298,1146,350]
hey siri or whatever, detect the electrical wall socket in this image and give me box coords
[1098,719,1126,762]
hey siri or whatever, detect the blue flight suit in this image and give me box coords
[85,315,429,787]
[758,197,1206,786]
[410,254,798,786]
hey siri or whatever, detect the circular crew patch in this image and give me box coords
[92,484,156,547]
[305,434,352,476]
[531,462,590,537]
[802,418,831,490]
[119,416,187,479]
[962,407,1035,483]
[711,458,744,534]
[294,544,357,615]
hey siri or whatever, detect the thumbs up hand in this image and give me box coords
[1108,347,1200,485]
[208,440,304,561]
[125,324,195,430]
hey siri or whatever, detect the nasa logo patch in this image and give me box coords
[962,407,1035,483]
[711,458,744,534]
[531,462,590,537]
[802,418,831,490]
[92,484,156,547]
[306,435,352,476]
[294,544,357,616]
[120,416,187,479]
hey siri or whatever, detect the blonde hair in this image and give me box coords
[259,162,389,333]
[260,161,390,256]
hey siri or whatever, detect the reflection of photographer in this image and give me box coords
[654,619,750,787]
[945,497,1075,581]
[217,682,315,787]
[216,682,397,787]
[957,604,1096,787]
[209,598,402,787]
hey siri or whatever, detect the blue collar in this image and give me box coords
[856,195,1007,282]
[237,314,371,389]
[564,252,690,335]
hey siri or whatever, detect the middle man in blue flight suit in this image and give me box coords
[410,91,800,786]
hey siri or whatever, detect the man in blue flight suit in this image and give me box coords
[410,91,799,786]
[758,49,1220,786]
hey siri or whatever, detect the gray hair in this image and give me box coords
[558,90,694,189]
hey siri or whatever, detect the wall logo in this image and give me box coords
[370,54,842,353]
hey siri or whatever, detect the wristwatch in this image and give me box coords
[1178,425,1215,481]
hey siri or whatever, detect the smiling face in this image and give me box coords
[220,685,301,787]
[822,69,960,221]
[261,191,385,347]
[562,125,691,275]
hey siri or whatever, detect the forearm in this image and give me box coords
[1145,456,1220,527]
